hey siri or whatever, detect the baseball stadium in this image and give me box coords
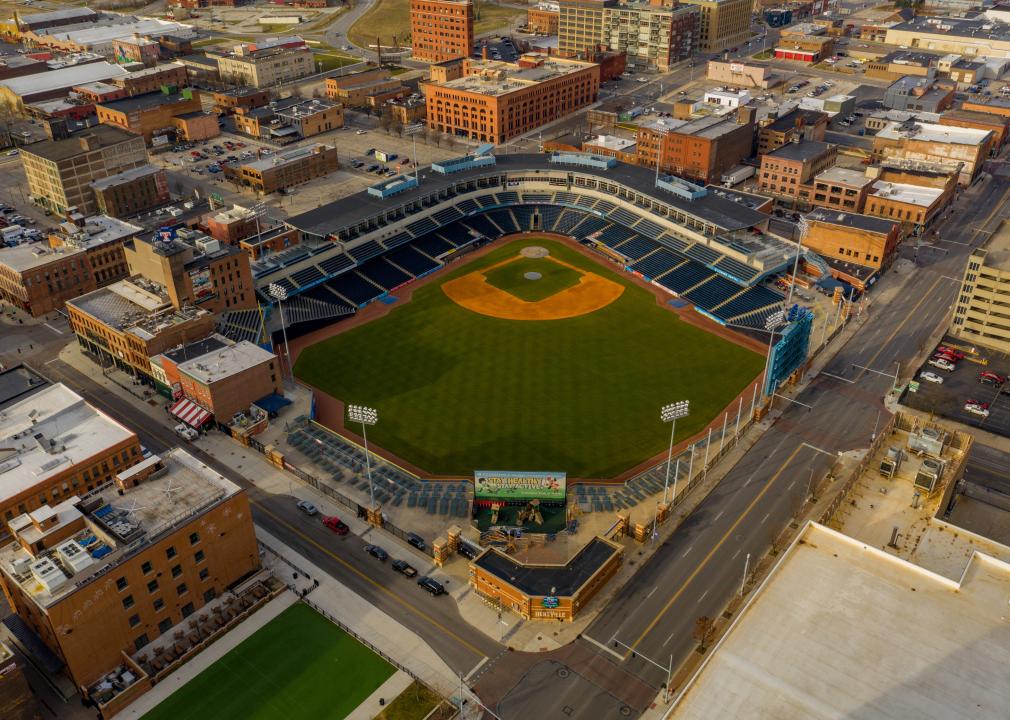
[221,151,811,528]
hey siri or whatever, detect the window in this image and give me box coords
[203,588,217,603]
[122,595,135,610]
[147,579,159,594]
[128,614,140,628]
[194,550,205,564]
[166,546,177,560]
[199,568,210,581]
[158,618,172,634]
[171,564,182,578]
[189,532,200,545]
[154,598,165,611]
[134,634,149,652]
[182,602,195,618]
[116,577,128,591]
[141,561,153,575]
[177,582,188,596]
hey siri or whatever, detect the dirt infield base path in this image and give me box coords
[441,254,624,321]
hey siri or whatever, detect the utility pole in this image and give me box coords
[740,552,750,596]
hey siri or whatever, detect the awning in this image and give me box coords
[169,398,212,427]
[253,393,291,415]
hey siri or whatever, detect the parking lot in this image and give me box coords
[902,337,1010,436]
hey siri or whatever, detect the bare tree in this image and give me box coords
[693,616,715,652]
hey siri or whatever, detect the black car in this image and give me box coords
[392,559,417,577]
[386,153,398,161]
[407,533,426,551]
[366,164,379,172]
[365,544,388,561]
[417,576,445,596]
[365,148,376,155]
[458,543,478,560]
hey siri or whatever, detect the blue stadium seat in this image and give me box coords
[357,257,412,291]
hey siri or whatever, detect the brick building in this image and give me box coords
[863,162,957,232]
[803,207,901,279]
[940,109,1010,149]
[386,95,427,125]
[48,215,142,287]
[111,36,162,67]
[172,111,220,142]
[225,144,339,193]
[212,86,271,115]
[89,165,170,218]
[528,2,560,34]
[0,244,95,316]
[409,0,474,63]
[872,119,992,186]
[96,88,203,145]
[111,63,188,96]
[72,81,128,104]
[174,341,281,422]
[680,0,750,53]
[325,66,409,108]
[757,107,828,155]
[424,54,600,143]
[213,37,315,88]
[234,98,343,141]
[635,106,754,184]
[805,166,873,213]
[758,140,837,200]
[961,96,1010,119]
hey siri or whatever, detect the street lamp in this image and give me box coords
[785,217,808,308]
[404,122,424,183]
[347,404,378,510]
[661,400,690,504]
[268,283,293,381]
[762,309,787,400]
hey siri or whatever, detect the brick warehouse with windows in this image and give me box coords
[0,447,260,716]
[0,243,96,317]
[424,54,600,143]
[225,143,339,194]
[410,0,474,63]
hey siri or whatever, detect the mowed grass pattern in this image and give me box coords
[482,256,583,302]
[296,239,764,478]
[141,604,394,720]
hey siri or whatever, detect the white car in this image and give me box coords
[174,423,198,441]
[964,402,990,418]
[919,371,943,385]
[296,500,318,516]
[356,130,367,135]
[928,357,956,372]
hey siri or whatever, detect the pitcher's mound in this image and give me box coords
[521,246,550,258]
[524,271,543,280]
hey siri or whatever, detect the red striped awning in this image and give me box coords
[169,398,212,428]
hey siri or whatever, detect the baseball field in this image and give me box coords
[295,238,764,478]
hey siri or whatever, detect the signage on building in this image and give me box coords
[474,471,567,501]
[542,596,559,608]
[375,150,389,163]
[730,63,745,73]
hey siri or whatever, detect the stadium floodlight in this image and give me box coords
[268,283,292,381]
[348,405,379,510]
[660,400,690,505]
[404,122,424,182]
[762,310,788,400]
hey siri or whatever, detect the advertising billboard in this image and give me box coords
[375,150,389,163]
[474,471,567,502]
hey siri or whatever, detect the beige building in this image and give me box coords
[21,126,148,217]
[952,221,1010,353]
[707,59,779,89]
[872,120,992,186]
[214,40,315,88]
[680,0,750,53]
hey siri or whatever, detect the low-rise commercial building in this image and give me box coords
[111,36,162,67]
[48,215,142,286]
[885,15,1010,59]
[528,1,560,34]
[882,75,954,113]
[213,37,314,88]
[758,140,837,200]
[0,60,127,111]
[806,166,873,213]
[0,446,260,714]
[89,164,170,218]
[386,95,427,125]
[409,0,474,63]
[212,86,271,115]
[962,96,1010,119]
[234,97,343,141]
[96,87,203,145]
[112,62,188,96]
[175,341,280,422]
[706,59,780,89]
[177,54,220,86]
[636,107,754,184]
[862,160,957,231]
[225,144,339,193]
[953,221,1010,352]
[0,244,95,316]
[325,67,409,109]
[865,50,936,82]
[425,54,600,144]
[757,107,828,155]
[872,119,992,185]
[803,207,900,281]
[773,33,833,63]
[171,111,220,142]
[0,383,142,527]
[940,108,1010,148]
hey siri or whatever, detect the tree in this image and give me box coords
[693,616,715,651]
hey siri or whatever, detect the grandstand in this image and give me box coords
[264,154,801,329]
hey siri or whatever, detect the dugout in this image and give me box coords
[469,536,623,621]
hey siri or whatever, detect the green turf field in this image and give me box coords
[295,239,764,478]
[141,604,394,720]
[483,256,583,302]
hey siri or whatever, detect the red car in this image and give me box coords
[937,346,966,360]
[322,515,349,535]
[979,371,1005,385]
[934,351,959,363]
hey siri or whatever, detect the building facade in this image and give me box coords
[758,140,838,200]
[952,223,1010,353]
[803,207,901,273]
[757,107,828,155]
[325,67,407,108]
[96,88,203,145]
[680,0,750,53]
[89,164,170,218]
[528,2,560,34]
[214,42,314,88]
[48,215,142,287]
[176,341,281,421]
[636,107,754,184]
[225,144,339,194]
[409,0,474,63]
[0,244,96,316]
[872,120,992,186]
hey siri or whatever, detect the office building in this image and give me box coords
[872,119,992,185]
[0,244,96,317]
[953,221,1010,353]
[233,97,343,141]
[173,341,281,422]
[758,140,837,200]
[528,2,560,34]
[96,88,203,145]
[679,0,750,53]
[213,37,314,88]
[803,207,901,274]
[325,67,409,109]
[89,165,170,219]
[882,75,955,113]
[805,166,873,213]
[48,215,142,287]
[636,107,754,184]
[0,447,260,715]
[756,107,828,155]
[212,87,271,115]
[225,144,339,194]
[21,126,148,217]
[424,54,600,143]
[409,0,474,63]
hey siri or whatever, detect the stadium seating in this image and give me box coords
[290,265,324,288]
[634,218,664,239]
[523,192,552,203]
[537,205,563,232]
[495,191,520,205]
[685,243,723,266]
[323,271,385,306]
[712,284,784,321]
[387,245,440,276]
[577,217,608,237]
[657,261,714,294]
[412,231,455,258]
[714,256,761,284]
[474,194,497,208]
[511,206,534,231]
[614,235,660,261]
[318,253,355,276]
[595,199,617,214]
[609,207,639,227]
[459,214,499,239]
[456,198,479,215]
[487,209,519,234]
[573,194,596,209]
[430,206,463,226]
[383,232,412,250]
[349,239,386,263]
[683,275,742,310]
[406,217,438,237]
[554,191,578,205]
[597,224,635,248]
[358,257,413,290]
[631,249,683,280]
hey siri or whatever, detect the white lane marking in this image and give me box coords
[464,657,489,681]
[646,586,658,600]
[697,589,709,604]
[583,634,626,661]
[44,323,63,335]
[713,510,724,522]
[787,480,796,491]
[681,544,694,558]
[761,512,771,525]
[663,632,676,647]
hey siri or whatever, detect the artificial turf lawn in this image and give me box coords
[482,256,583,302]
[141,604,394,720]
[295,239,764,478]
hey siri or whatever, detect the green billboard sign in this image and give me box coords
[474,471,567,502]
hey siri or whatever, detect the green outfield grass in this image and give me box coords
[141,604,394,720]
[483,256,583,302]
[295,239,764,478]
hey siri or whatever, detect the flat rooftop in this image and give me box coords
[177,341,275,385]
[89,163,163,191]
[0,365,48,411]
[0,448,240,609]
[438,56,596,97]
[0,243,83,273]
[806,207,897,234]
[871,179,945,207]
[764,107,826,133]
[22,125,139,162]
[0,384,135,506]
[670,522,1010,720]
[877,120,992,146]
[98,88,196,114]
[979,220,1010,271]
[815,166,873,187]
[0,61,127,98]
[57,215,143,249]
[67,278,211,341]
[162,333,232,366]
[241,144,330,173]
[473,537,621,596]
[766,139,833,162]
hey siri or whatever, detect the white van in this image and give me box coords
[1,225,23,244]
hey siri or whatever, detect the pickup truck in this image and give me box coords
[392,559,417,577]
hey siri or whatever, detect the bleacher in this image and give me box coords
[614,235,659,261]
[406,216,438,237]
[577,217,609,237]
[318,253,354,276]
[658,233,690,253]
[537,205,564,232]
[554,209,590,236]
[511,206,534,231]
[357,257,413,290]
[323,271,385,306]
[216,308,264,344]
[495,191,520,205]
[595,199,617,214]
[657,261,714,294]
[554,191,578,205]
[461,214,501,239]
[487,209,519,234]
[609,207,639,227]
[597,224,635,248]
[474,194,497,208]
[456,198,479,215]
[574,195,596,209]
[523,192,552,203]
[349,239,386,263]
[430,206,463,226]
[289,265,324,288]
[387,245,440,276]
[712,284,784,322]
[683,275,742,310]
[383,232,412,250]
[634,218,665,239]
[631,249,683,280]
[685,243,723,266]
[412,231,455,258]
[714,256,761,284]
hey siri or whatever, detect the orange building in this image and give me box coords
[425,54,600,143]
[803,207,901,276]
[758,140,837,200]
[0,243,96,317]
[528,3,560,34]
[96,88,203,145]
[175,341,281,421]
[410,0,474,63]
[940,109,1010,149]
[962,97,1010,119]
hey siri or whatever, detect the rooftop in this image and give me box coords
[98,88,196,114]
[437,55,596,97]
[585,134,636,152]
[37,18,191,48]
[117,61,185,80]
[0,61,127,98]
[871,179,946,207]
[764,107,826,133]
[73,80,121,95]
[0,243,83,273]
[17,7,96,27]
[473,536,621,596]
[275,97,341,120]
[177,341,275,385]
[806,207,897,234]
[67,277,210,340]
[876,49,938,66]
[642,112,747,140]
[162,333,232,366]
[177,54,220,69]
[240,143,331,173]
[21,125,139,162]
[815,166,873,187]
[980,219,1010,271]
[89,164,163,191]
[0,448,241,609]
[891,14,1010,41]
[766,139,833,162]
[57,215,143,250]
[0,365,48,411]
[0,384,135,506]
[670,522,1010,720]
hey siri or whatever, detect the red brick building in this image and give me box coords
[410,0,474,63]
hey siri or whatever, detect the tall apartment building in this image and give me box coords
[635,107,754,184]
[952,222,1010,353]
[424,54,600,143]
[0,244,96,317]
[21,126,148,217]
[410,0,474,63]
[558,0,698,70]
[680,0,750,53]
[0,383,142,529]
[214,37,315,88]
[0,446,259,715]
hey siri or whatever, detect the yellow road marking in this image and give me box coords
[251,501,489,659]
[625,444,807,655]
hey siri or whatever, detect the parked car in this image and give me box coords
[356,129,367,135]
[937,346,966,360]
[174,423,198,441]
[407,533,426,551]
[322,515,348,534]
[366,164,379,172]
[365,148,376,155]
[964,401,990,417]
[365,544,389,561]
[417,576,446,596]
[386,153,398,161]
[919,371,944,385]
[457,543,478,560]
[296,500,318,516]
[392,559,417,577]
[979,370,1005,386]
[928,357,956,372]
